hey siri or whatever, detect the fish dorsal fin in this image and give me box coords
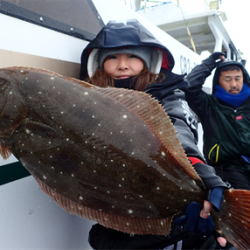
[95,87,203,184]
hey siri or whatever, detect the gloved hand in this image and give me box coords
[203,51,226,71]
[210,52,226,63]
[173,185,224,236]
[173,201,215,236]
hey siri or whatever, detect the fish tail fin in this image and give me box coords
[0,143,11,160]
[213,189,250,249]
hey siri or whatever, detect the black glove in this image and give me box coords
[203,52,226,71]
[210,52,226,63]
[173,185,224,236]
[173,201,215,236]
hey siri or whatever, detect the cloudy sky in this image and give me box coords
[220,0,250,71]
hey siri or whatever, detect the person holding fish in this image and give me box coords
[80,19,230,249]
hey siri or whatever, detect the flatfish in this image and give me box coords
[0,66,249,249]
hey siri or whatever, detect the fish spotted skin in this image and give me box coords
[0,66,203,228]
[0,67,250,249]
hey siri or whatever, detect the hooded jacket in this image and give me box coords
[185,57,250,175]
[80,19,226,188]
[81,19,227,250]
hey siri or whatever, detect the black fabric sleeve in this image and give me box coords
[192,162,227,189]
[184,54,221,119]
[186,52,225,88]
[186,56,216,87]
[170,116,204,160]
[159,91,204,161]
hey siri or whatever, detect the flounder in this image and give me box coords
[0,66,250,249]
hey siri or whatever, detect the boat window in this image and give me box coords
[0,0,104,41]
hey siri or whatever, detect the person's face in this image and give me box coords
[219,69,244,94]
[103,53,144,79]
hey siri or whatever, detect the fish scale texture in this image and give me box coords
[35,176,173,235]
[95,87,202,182]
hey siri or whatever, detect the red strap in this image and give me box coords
[188,157,204,165]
